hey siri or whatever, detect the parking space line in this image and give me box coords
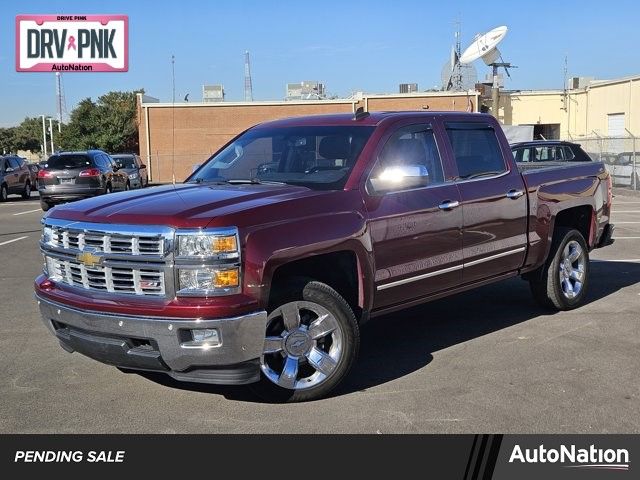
[615,222,640,224]
[613,237,640,239]
[12,208,41,216]
[0,235,28,247]
[592,258,640,263]
[611,211,640,213]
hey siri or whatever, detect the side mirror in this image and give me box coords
[369,165,430,193]
[114,162,123,171]
[139,164,147,169]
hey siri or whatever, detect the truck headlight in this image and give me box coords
[42,225,53,244]
[177,267,240,295]
[128,173,138,179]
[176,229,239,259]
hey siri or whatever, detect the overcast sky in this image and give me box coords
[1,0,639,126]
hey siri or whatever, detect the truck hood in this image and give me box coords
[47,183,332,228]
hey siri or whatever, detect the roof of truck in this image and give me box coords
[254,111,494,128]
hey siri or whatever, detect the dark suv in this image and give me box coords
[111,153,148,189]
[511,140,592,163]
[38,150,129,211]
[0,155,33,201]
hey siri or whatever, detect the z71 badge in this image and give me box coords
[16,15,128,72]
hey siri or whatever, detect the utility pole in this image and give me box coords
[40,115,48,157]
[48,118,55,154]
[171,54,176,185]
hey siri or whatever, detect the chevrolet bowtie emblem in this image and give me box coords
[77,251,103,268]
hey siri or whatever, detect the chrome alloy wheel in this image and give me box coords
[559,240,586,299]
[261,301,343,390]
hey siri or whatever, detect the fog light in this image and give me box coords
[181,328,221,349]
[192,328,220,343]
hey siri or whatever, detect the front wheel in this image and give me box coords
[529,228,590,310]
[250,280,360,402]
[0,184,7,202]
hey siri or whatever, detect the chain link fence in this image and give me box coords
[569,135,639,190]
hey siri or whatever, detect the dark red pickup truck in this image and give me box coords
[35,111,614,402]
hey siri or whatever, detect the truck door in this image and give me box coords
[365,123,463,309]
[444,121,527,284]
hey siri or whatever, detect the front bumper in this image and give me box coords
[37,294,268,385]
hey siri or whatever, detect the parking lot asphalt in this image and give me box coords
[0,189,638,434]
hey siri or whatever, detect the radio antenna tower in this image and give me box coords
[244,51,253,102]
[55,72,66,131]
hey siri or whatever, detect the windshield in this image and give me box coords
[187,125,375,190]
[112,155,137,168]
[46,155,92,169]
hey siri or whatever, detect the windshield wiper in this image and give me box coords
[225,178,285,185]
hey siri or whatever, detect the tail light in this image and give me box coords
[79,168,101,177]
[37,170,54,179]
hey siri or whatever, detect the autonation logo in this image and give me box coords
[509,444,630,471]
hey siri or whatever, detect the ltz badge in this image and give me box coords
[16,15,128,72]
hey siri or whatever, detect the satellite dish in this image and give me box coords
[460,26,508,65]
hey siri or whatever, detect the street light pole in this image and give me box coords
[48,118,55,154]
[40,115,47,157]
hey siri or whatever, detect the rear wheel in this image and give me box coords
[40,200,51,212]
[22,181,31,199]
[250,279,360,403]
[529,228,590,310]
[0,184,7,202]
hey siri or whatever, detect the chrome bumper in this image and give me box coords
[37,294,268,377]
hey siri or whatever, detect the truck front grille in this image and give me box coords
[45,256,166,296]
[48,227,164,256]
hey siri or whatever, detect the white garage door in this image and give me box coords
[608,113,626,136]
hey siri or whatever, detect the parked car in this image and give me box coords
[607,152,638,188]
[26,162,39,189]
[110,153,148,188]
[0,155,33,201]
[37,150,129,211]
[511,140,592,163]
[36,112,613,402]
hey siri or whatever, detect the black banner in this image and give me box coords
[0,435,635,479]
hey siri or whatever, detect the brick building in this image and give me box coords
[137,91,480,182]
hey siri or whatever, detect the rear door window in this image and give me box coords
[8,158,22,169]
[47,155,92,169]
[563,146,575,160]
[445,123,507,179]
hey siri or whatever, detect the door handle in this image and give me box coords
[506,189,525,199]
[438,200,460,210]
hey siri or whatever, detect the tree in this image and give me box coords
[1,117,45,153]
[59,89,142,153]
[0,127,17,154]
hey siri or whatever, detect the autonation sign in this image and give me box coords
[16,15,128,72]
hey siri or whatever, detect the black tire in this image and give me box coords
[40,200,51,212]
[21,181,31,199]
[529,228,590,310]
[250,279,360,403]
[105,183,112,195]
[0,184,7,202]
[125,181,130,191]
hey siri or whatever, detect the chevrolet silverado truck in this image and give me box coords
[35,111,614,402]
